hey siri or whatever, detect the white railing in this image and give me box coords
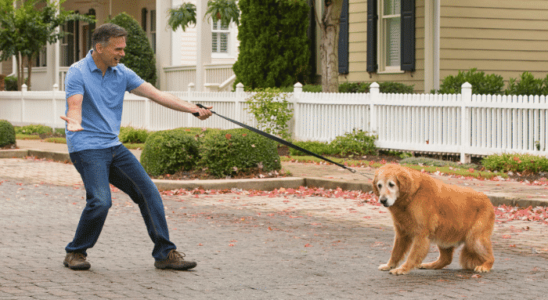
[163,64,234,91]
[2,82,548,163]
[205,64,235,85]
[164,65,196,92]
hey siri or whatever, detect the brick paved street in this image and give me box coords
[1,159,548,299]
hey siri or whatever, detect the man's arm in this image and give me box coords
[60,94,84,131]
[131,82,212,120]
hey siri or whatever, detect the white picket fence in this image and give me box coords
[1,82,548,163]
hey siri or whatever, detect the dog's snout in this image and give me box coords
[379,196,388,207]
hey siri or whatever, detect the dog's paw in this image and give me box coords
[389,268,409,275]
[419,262,438,269]
[474,265,491,273]
[378,264,393,271]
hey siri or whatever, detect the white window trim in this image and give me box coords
[377,0,401,73]
[211,20,233,59]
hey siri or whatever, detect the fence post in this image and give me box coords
[21,84,27,124]
[52,84,59,132]
[235,82,244,124]
[460,82,472,164]
[187,83,195,128]
[369,82,379,135]
[292,82,302,140]
[144,97,151,131]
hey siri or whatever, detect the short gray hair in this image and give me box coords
[92,23,127,51]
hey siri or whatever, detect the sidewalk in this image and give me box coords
[1,140,548,299]
[4,139,548,208]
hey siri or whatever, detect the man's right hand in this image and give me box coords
[60,116,84,132]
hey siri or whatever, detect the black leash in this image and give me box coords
[192,104,373,179]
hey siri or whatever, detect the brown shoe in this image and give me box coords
[63,253,91,270]
[154,250,197,270]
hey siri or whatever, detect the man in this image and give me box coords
[60,23,212,271]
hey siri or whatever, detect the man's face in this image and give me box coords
[98,36,126,67]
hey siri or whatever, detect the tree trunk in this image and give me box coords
[319,0,343,93]
[26,55,32,91]
[15,54,22,91]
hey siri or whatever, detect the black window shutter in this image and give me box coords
[142,8,148,32]
[67,20,74,65]
[366,0,378,72]
[338,0,349,74]
[401,0,415,71]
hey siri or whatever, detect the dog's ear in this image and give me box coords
[372,173,379,196]
[396,171,412,200]
[396,169,418,200]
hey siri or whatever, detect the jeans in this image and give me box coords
[66,144,176,261]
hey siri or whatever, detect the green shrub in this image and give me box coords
[339,82,371,93]
[505,72,548,96]
[18,124,52,135]
[379,82,414,94]
[339,82,413,94]
[233,0,309,89]
[119,126,149,143]
[199,128,281,177]
[303,84,322,93]
[140,128,203,176]
[4,76,19,91]
[435,68,504,95]
[279,84,323,93]
[481,153,548,173]
[0,120,16,147]
[109,13,157,85]
[245,88,293,140]
[288,141,337,156]
[330,129,377,156]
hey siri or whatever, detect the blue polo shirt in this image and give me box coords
[65,50,145,153]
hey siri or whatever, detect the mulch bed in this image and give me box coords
[151,168,288,180]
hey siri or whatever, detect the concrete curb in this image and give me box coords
[1,149,547,208]
[153,177,306,191]
[0,149,28,159]
[0,149,71,162]
[304,178,374,193]
[28,150,71,163]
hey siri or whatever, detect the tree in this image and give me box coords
[0,0,94,90]
[109,13,157,85]
[311,0,344,92]
[169,0,343,92]
[232,0,309,89]
[168,0,240,31]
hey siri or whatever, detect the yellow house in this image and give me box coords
[335,0,548,93]
[3,0,548,93]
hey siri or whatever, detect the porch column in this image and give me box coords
[46,0,60,91]
[155,0,172,90]
[424,0,440,93]
[54,0,60,90]
[196,0,211,92]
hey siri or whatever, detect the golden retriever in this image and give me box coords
[372,164,495,275]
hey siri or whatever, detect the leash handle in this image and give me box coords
[191,103,213,117]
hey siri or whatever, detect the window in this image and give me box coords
[380,0,401,71]
[151,10,156,53]
[366,0,415,73]
[212,20,229,55]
